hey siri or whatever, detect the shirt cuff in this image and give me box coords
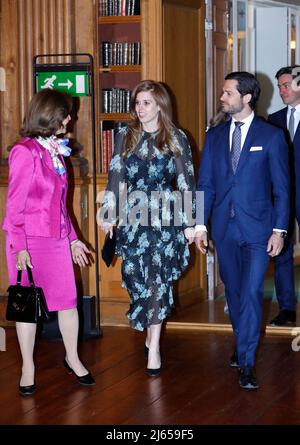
[194,225,207,233]
[273,228,287,233]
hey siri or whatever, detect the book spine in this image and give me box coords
[102,42,110,67]
[102,130,108,173]
[108,0,113,16]
[126,0,130,16]
[107,130,113,170]
[135,0,140,15]
[125,90,131,113]
[102,89,109,113]
[121,0,126,16]
[110,129,114,164]
[99,120,103,172]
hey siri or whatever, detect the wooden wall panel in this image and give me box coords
[212,1,228,114]
[141,0,163,81]
[0,0,75,159]
[73,0,94,166]
[0,0,19,159]
[0,179,8,295]
[0,0,82,302]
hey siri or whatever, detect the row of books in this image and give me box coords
[102,88,132,113]
[100,122,127,173]
[99,0,140,17]
[102,41,141,67]
[100,129,114,173]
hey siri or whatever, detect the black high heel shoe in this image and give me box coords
[63,358,95,386]
[19,384,36,396]
[146,349,162,377]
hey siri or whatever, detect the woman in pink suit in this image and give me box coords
[2,89,95,396]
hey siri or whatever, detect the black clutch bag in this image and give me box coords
[6,267,50,323]
[101,229,116,267]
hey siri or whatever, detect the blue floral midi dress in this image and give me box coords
[101,127,196,331]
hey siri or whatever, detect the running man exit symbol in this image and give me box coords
[41,74,57,89]
[36,71,89,96]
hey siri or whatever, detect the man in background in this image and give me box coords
[268,65,300,326]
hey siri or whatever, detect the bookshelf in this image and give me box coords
[97,0,141,174]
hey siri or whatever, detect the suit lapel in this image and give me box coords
[277,107,288,129]
[294,115,300,142]
[220,120,231,170]
[282,106,300,145]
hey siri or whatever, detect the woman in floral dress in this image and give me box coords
[100,80,196,376]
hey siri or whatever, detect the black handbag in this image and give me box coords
[6,267,50,323]
[101,229,116,267]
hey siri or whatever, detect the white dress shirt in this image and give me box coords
[229,112,254,150]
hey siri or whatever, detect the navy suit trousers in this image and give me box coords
[216,219,270,367]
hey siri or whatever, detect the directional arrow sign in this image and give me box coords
[36,71,89,96]
[58,79,73,89]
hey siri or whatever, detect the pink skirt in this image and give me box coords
[6,235,77,311]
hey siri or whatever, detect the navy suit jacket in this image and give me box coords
[268,107,300,225]
[197,116,290,244]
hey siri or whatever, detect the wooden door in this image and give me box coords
[206,0,228,299]
[206,0,228,123]
[162,0,207,306]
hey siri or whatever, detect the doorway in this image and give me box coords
[162,0,207,311]
[165,0,300,325]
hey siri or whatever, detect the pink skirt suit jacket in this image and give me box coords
[2,137,78,311]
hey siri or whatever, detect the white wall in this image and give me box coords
[255,6,289,116]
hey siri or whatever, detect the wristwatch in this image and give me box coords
[273,231,287,239]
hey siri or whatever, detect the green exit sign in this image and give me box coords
[36,71,90,96]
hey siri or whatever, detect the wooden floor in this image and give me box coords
[168,298,300,336]
[1,318,300,426]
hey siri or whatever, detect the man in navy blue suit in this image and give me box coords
[195,72,290,390]
[267,65,300,326]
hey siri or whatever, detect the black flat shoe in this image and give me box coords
[144,344,149,358]
[63,359,96,386]
[269,310,296,326]
[146,367,161,377]
[239,365,259,390]
[19,384,35,396]
[230,350,239,368]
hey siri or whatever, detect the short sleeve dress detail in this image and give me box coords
[101,127,196,331]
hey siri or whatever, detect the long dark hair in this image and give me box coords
[20,88,72,138]
[123,80,181,157]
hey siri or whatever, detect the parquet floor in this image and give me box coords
[0,319,300,426]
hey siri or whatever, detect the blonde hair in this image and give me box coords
[123,80,181,157]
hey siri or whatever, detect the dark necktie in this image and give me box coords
[231,121,244,173]
[289,108,296,141]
